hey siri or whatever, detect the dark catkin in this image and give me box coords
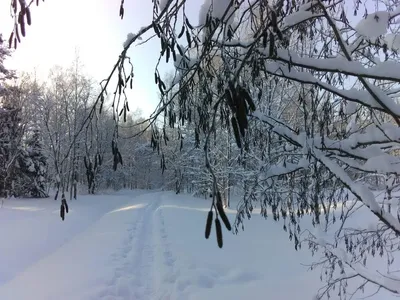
[8,32,14,48]
[19,13,25,37]
[26,7,31,25]
[216,201,231,231]
[62,199,69,214]
[60,204,65,221]
[205,210,213,239]
[215,218,223,248]
[231,117,242,148]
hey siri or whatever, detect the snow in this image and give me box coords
[344,100,357,115]
[282,10,323,29]
[1,189,399,299]
[260,47,400,82]
[385,33,400,51]
[199,0,236,26]
[264,60,400,115]
[123,33,135,48]
[346,114,358,133]
[363,154,399,173]
[0,190,323,300]
[355,11,390,39]
[159,0,170,12]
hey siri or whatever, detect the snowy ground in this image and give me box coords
[0,190,395,300]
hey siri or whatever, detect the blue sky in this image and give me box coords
[0,0,200,117]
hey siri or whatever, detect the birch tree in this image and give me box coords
[9,0,400,297]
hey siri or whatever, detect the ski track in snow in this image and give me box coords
[155,199,178,300]
[99,194,181,300]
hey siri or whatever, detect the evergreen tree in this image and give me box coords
[20,129,49,198]
[0,98,23,198]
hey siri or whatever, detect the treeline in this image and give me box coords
[0,51,166,198]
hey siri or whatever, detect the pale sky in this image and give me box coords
[0,0,378,117]
[0,0,199,117]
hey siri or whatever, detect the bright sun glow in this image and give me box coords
[0,0,167,117]
[108,203,147,214]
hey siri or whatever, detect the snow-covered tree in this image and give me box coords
[21,128,48,198]
[0,97,22,198]
[10,0,400,298]
[107,1,400,297]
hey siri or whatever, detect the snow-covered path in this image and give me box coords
[0,190,165,300]
[0,190,395,300]
[104,196,161,300]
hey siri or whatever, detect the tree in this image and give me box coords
[20,128,49,198]
[0,70,50,198]
[0,35,16,192]
[8,0,400,298]
[0,96,23,198]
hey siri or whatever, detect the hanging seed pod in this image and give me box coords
[19,16,25,38]
[215,218,223,248]
[62,199,69,214]
[269,34,275,56]
[113,154,118,171]
[216,200,231,231]
[60,204,65,221]
[172,48,177,62]
[8,32,14,48]
[178,26,185,38]
[119,4,124,19]
[185,18,194,30]
[236,99,248,136]
[231,117,241,148]
[205,210,213,239]
[186,31,192,48]
[240,87,256,111]
[166,46,170,63]
[26,7,32,25]
[262,30,268,48]
[117,150,123,165]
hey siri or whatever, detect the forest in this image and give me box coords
[2,0,400,299]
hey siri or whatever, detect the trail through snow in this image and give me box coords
[0,190,397,300]
[104,197,161,300]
